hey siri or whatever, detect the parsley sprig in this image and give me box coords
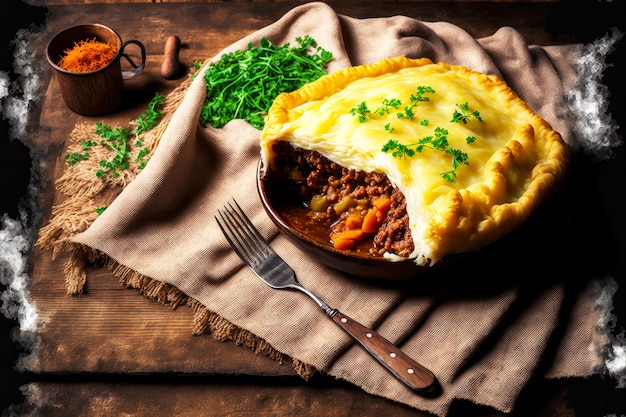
[200,36,333,129]
[451,102,482,124]
[382,127,449,158]
[349,101,371,122]
[374,98,402,116]
[397,86,435,120]
[133,92,166,136]
[65,151,89,166]
[381,127,472,182]
[350,86,434,123]
[349,100,401,122]
[95,123,133,179]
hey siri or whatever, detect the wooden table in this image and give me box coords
[3,1,625,416]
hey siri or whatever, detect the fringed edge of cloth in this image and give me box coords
[61,241,319,382]
[106,249,318,381]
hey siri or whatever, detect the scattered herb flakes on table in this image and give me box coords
[63,92,166,214]
[200,36,333,129]
[65,92,165,178]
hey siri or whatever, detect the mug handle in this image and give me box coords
[120,39,146,80]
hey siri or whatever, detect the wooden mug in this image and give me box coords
[45,23,146,116]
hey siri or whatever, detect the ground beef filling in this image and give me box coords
[271,142,415,257]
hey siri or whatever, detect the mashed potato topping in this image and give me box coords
[260,56,569,265]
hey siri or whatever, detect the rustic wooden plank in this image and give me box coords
[40,1,574,54]
[18,381,434,417]
[17,380,575,417]
[28,252,296,376]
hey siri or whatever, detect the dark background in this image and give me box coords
[1,0,48,413]
[1,0,624,415]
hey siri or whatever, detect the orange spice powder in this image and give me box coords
[58,38,118,73]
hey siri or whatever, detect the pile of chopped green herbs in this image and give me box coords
[200,35,333,129]
[64,92,165,180]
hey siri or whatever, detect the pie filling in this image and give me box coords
[268,143,414,257]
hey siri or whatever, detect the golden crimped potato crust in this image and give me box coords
[260,56,569,265]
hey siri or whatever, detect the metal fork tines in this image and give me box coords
[216,201,329,311]
[215,200,438,394]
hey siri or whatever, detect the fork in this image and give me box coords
[215,200,438,393]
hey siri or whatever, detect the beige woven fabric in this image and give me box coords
[63,3,606,415]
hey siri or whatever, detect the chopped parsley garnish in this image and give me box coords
[349,101,371,122]
[95,123,132,179]
[347,87,485,182]
[397,86,435,121]
[382,127,469,182]
[64,92,165,180]
[374,98,402,116]
[200,36,332,129]
[451,101,483,124]
[350,98,403,122]
[133,92,166,136]
[65,151,89,166]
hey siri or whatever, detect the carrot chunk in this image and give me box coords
[338,229,364,240]
[361,208,381,233]
[344,214,362,230]
[373,197,392,212]
[333,238,356,250]
[331,228,365,250]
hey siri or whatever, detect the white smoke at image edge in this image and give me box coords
[568,28,624,161]
[595,277,626,389]
[567,27,626,389]
[0,11,624,402]
[0,24,47,369]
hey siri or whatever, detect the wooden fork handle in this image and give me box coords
[331,310,438,393]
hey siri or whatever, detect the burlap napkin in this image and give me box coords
[38,3,609,415]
